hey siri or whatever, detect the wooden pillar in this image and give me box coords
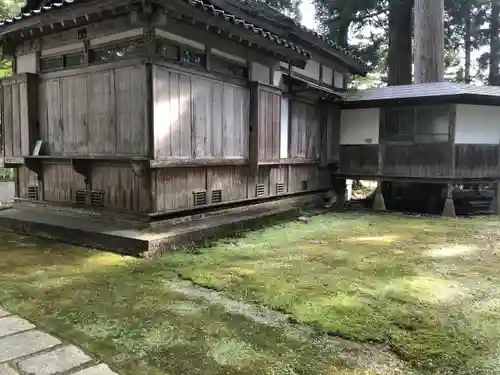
[441,183,456,217]
[332,178,346,210]
[490,182,500,215]
[248,82,260,198]
[373,180,386,212]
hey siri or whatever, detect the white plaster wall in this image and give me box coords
[322,66,333,85]
[340,108,380,145]
[16,53,37,74]
[455,104,500,144]
[334,71,344,88]
[292,59,320,80]
[250,61,270,84]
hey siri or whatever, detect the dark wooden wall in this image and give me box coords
[454,144,500,178]
[39,64,148,157]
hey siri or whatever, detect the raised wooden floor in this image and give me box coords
[0,194,323,257]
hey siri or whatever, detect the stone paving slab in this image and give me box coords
[0,364,19,375]
[70,364,118,375]
[0,330,61,363]
[0,316,35,338]
[17,345,93,375]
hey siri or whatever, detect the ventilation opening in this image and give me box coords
[27,186,39,200]
[75,190,87,205]
[301,180,309,191]
[90,191,104,206]
[211,189,222,204]
[276,182,285,194]
[256,184,265,197]
[193,190,207,206]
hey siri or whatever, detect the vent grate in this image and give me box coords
[256,184,265,197]
[301,180,309,191]
[27,186,38,200]
[211,189,222,204]
[276,182,285,194]
[193,191,207,206]
[90,191,105,206]
[75,190,87,205]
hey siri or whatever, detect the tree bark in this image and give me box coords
[464,6,472,83]
[414,0,445,83]
[489,0,500,85]
[387,0,413,86]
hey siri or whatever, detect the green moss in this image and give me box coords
[0,231,378,375]
[164,213,500,374]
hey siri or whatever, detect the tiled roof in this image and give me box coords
[344,82,500,102]
[186,0,310,58]
[0,0,75,27]
[232,0,368,69]
[0,0,310,59]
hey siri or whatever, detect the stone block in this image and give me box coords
[0,308,9,318]
[17,345,93,375]
[0,316,35,338]
[69,364,119,375]
[0,330,60,363]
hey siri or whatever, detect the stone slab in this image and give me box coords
[0,316,35,338]
[0,308,9,318]
[69,364,118,375]
[0,330,60,363]
[17,345,93,375]
[0,364,19,375]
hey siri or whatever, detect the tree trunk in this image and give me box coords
[414,0,445,83]
[464,6,472,83]
[387,0,413,86]
[489,0,500,85]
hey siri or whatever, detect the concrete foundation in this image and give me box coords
[441,198,456,218]
[373,183,386,212]
[0,194,323,258]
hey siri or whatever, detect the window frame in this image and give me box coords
[380,104,452,144]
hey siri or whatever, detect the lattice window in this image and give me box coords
[27,186,39,200]
[193,191,207,206]
[40,56,64,71]
[64,52,85,68]
[90,39,143,64]
[211,189,222,204]
[211,56,248,79]
[256,184,265,197]
[301,180,309,191]
[90,191,105,206]
[75,190,87,205]
[155,41,180,61]
[276,183,285,194]
[182,49,205,66]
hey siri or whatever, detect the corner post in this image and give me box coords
[490,182,500,215]
[373,180,386,212]
[441,183,456,217]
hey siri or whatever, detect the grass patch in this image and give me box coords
[163,212,500,375]
[0,232,391,375]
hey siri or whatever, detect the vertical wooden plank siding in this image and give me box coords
[207,167,247,202]
[38,65,147,157]
[17,166,37,198]
[3,85,13,157]
[115,65,147,156]
[45,78,64,155]
[152,65,249,160]
[19,81,30,155]
[62,75,88,155]
[290,100,320,160]
[257,87,281,161]
[11,83,21,156]
[91,163,150,212]
[43,162,86,203]
[154,168,206,211]
[87,71,116,155]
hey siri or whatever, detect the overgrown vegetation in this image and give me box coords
[2,214,500,374]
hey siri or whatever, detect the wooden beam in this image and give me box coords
[149,158,247,168]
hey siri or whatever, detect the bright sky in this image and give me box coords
[299,0,318,30]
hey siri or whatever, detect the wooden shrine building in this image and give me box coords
[0,0,368,222]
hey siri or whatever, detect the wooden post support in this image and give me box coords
[373,181,386,212]
[333,178,346,210]
[490,182,500,215]
[441,183,456,218]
